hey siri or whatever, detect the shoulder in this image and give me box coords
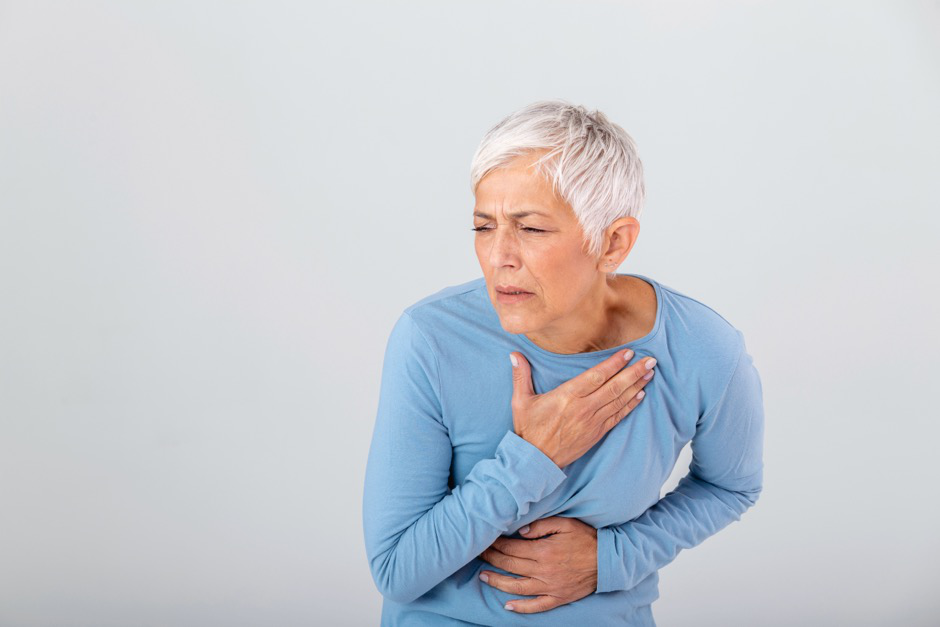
[398,276,494,343]
[658,279,745,355]
[652,278,752,409]
[386,276,493,354]
[402,276,486,317]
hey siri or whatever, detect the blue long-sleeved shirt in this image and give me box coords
[362,273,764,626]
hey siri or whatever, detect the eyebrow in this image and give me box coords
[473,210,552,220]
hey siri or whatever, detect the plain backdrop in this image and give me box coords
[1,1,938,626]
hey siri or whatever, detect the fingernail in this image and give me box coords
[623,349,634,361]
[509,354,518,368]
[479,573,489,583]
[645,357,657,370]
[504,603,515,611]
[519,525,530,534]
[643,370,654,380]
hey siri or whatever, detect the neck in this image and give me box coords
[523,273,632,354]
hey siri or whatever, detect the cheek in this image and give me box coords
[473,240,487,265]
[519,242,557,269]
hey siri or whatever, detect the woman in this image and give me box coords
[362,100,764,626]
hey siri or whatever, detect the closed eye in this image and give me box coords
[471,226,546,233]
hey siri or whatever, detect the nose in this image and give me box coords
[487,226,521,269]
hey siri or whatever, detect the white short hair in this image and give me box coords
[470,99,646,260]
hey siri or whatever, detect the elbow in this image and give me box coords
[690,472,763,519]
[717,466,763,515]
[739,484,762,509]
[713,485,762,522]
[732,481,762,516]
[368,552,427,604]
[374,582,424,605]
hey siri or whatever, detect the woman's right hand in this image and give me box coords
[509,348,656,470]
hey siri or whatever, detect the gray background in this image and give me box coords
[1,1,938,625]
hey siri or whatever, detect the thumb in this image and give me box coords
[519,516,567,539]
[509,352,535,401]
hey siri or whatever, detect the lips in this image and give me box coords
[496,285,532,295]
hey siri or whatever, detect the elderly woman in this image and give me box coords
[362,100,764,626]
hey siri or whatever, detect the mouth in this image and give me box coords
[495,285,534,304]
[495,285,532,295]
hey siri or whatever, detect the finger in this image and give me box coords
[509,352,535,403]
[597,382,650,434]
[563,348,635,398]
[479,570,542,596]
[491,536,540,560]
[594,365,655,429]
[520,516,570,539]
[590,354,655,412]
[505,595,566,614]
[480,547,539,577]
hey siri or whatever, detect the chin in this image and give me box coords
[495,312,533,335]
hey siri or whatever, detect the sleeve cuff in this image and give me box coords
[595,526,626,593]
[492,430,567,512]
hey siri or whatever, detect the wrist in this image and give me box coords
[515,428,557,466]
[529,438,565,469]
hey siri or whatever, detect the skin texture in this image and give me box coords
[479,516,600,614]
[473,149,647,355]
[473,149,656,614]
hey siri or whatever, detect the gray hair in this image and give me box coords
[470,99,646,261]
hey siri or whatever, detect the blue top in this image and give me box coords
[362,273,764,626]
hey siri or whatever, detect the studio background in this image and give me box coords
[1,1,937,625]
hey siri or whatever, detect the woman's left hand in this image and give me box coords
[478,516,598,614]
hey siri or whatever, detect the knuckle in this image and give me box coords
[587,369,605,387]
[606,380,622,402]
[508,576,529,593]
[616,387,632,410]
[615,403,631,421]
[559,392,579,415]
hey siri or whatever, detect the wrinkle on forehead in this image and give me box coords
[474,174,572,224]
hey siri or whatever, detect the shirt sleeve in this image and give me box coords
[362,311,568,604]
[595,335,765,593]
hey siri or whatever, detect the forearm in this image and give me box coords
[596,470,761,593]
[364,430,567,603]
[596,341,765,593]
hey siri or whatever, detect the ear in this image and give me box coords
[596,216,640,272]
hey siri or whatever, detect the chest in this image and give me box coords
[439,352,698,528]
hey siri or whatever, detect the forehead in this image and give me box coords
[474,153,572,220]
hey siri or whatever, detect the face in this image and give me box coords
[473,150,603,335]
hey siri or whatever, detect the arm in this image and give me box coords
[595,334,765,593]
[362,312,568,604]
